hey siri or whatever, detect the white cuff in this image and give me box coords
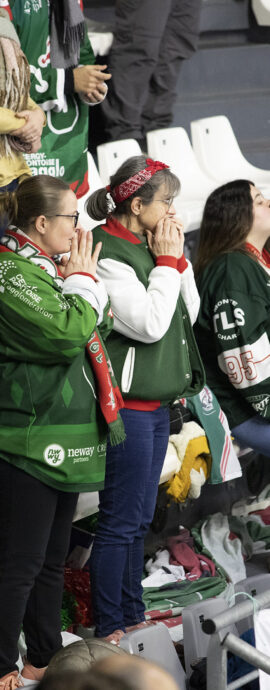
[62,273,108,325]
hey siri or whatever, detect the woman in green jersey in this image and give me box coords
[194,179,270,457]
[0,175,124,689]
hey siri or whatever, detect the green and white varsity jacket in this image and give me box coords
[92,218,205,403]
[0,232,111,492]
[195,251,270,429]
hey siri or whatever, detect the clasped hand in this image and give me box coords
[59,230,102,279]
[73,64,112,103]
[146,217,184,259]
[10,107,44,152]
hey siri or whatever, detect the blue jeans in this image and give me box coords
[231,414,270,457]
[89,406,170,637]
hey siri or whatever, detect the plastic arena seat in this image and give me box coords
[77,152,105,230]
[146,127,216,202]
[182,597,238,678]
[174,199,205,233]
[146,127,216,232]
[251,0,270,25]
[119,622,186,688]
[97,139,142,186]
[234,574,270,635]
[191,115,270,195]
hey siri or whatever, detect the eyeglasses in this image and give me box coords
[52,211,80,228]
[155,199,175,208]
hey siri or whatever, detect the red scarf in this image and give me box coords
[0,230,126,446]
[245,242,270,269]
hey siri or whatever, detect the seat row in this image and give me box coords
[79,115,270,233]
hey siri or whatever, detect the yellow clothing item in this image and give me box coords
[166,436,211,502]
[0,98,45,188]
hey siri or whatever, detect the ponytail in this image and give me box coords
[86,187,110,221]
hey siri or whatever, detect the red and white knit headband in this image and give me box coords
[106,158,169,205]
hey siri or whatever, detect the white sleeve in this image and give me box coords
[96,258,181,343]
[62,273,108,326]
[180,260,200,325]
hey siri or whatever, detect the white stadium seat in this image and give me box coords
[77,152,105,230]
[146,127,215,201]
[191,115,270,196]
[97,138,142,186]
[251,0,270,25]
[146,127,217,232]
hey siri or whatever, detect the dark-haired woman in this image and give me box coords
[194,179,270,457]
[0,176,125,689]
[87,155,205,643]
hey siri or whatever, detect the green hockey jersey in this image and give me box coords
[0,237,109,492]
[7,0,95,197]
[196,251,270,428]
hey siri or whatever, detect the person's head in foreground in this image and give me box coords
[38,655,180,690]
[94,654,180,690]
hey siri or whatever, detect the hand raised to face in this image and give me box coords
[145,216,184,259]
[59,230,102,279]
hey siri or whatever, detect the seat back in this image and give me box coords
[146,127,215,202]
[77,152,105,230]
[97,139,142,185]
[191,115,270,189]
[251,0,270,26]
[119,622,186,689]
[234,574,270,635]
[182,596,238,678]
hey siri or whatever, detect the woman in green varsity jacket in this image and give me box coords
[86,155,205,643]
[194,179,270,457]
[0,175,125,689]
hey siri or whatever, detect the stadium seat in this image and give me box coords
[147,127,215,202]
[175,199,205,233]
[251,0,270,26]
[97,139,142,186]
[77,152,105,230]
[120,622,186,688]
[234,574,270,635]
[146,127,216,232]
[191,115,270,195]
[182,597,238,678]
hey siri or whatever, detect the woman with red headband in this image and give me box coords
[87,155,205,643]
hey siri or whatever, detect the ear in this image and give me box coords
[34,214,47,236]
[130,196,142,216]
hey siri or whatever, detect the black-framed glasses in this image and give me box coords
[53,211,80,228]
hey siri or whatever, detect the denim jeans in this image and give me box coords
[89,406,170,637]
[231,414,270,457]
